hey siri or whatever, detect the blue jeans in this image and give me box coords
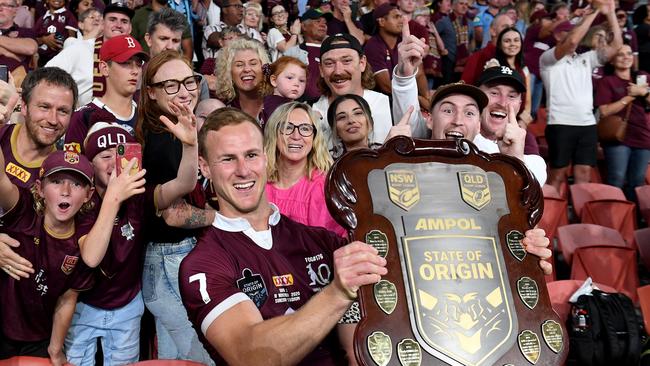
[603,144,650,201]
[142,238,214,365]
[65,292,144,366]
[530,73,544,119]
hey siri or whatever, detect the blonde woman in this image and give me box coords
[264,102,346,237]
[214,38,272,120]
[242,2,264,42]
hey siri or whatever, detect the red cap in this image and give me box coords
[39,150,94,185]
[99,35,149,63]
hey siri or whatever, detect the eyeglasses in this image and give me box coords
[151,75,203,95]
[0,3,17,8]
[279,122,315,137]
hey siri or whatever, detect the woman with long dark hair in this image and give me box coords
[494,26,532,120]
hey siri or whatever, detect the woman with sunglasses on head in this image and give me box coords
[134,50,214,365]
[264,102,346,237]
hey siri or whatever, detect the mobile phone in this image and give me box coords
[115,142,142,176]
[637,75,647,86]
[0,65,8,83]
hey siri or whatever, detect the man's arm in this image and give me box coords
[596,0,623,63]
[0,146,19,212]
[374,70,391,95]
[553,9,600,60]
[48,289,78,366]
[203,242,386,366]
[341,6,366,45]
[0,35,37,57]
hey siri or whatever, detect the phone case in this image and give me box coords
[115,142,142,176]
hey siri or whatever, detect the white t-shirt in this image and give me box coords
[540,48,601,126]
[46,37,95,107]
[267,28,286,62]
[312,90,393,147]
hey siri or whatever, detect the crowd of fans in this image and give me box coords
[0,0,647,363]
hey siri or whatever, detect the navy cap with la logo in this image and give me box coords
[476,65,526,93]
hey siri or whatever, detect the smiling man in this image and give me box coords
[63,35,149,149]
[46,2,134,107]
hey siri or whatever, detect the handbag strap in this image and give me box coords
[623,101,633,122]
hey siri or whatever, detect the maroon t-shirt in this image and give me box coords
[0,24,36,72]
[0,189,94,342]
[179,214,348,365]
[461,42,495,85]
[34,8,77,63]
[64,99,138,151]
[0,124,53,189]
[77,188,156,309]
[594,73,650,149]
[364,34,399,80]
[523,24,555,78]
[326,17,362,36]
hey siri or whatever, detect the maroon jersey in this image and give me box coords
[0,189,94,342]
[364,34,399,80]
[0,124,54,189]
[76,187,156,309]
[304,43,321,101]
[179,210,347,365]
[92,38,106,99]
[0,24,36,72]
[34,8,77,63]
[64,99,138,151]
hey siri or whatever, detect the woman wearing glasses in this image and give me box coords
[263,102,346,237]
[267,4,301,61]
[135,50,214,365]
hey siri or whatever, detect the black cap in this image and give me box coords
[104,2,135,19]
[430,82,489,111]
[301,9,333,21]
[476,66,526,93]
[320,33,364,58]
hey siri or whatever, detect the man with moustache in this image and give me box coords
[311,33,393,146]
[392,22,547,185]
[202,0,245,60]
[0,67,78,278]
[46,2,134,107]
[63,35,149,149]
[285,9,333,101]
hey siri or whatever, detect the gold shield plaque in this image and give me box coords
[397,339,422,366]
[541,320,563,354]
[518,330,541,364]
[458,171,491,210]
[517,277,539,310]
[506,230,526,261]
[386,169,420,211]
[366,230,389,258]
[367,331,392,366]
[374,280,398,315]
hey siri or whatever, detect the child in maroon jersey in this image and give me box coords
[35,0,78,66]
[0,150,95,365]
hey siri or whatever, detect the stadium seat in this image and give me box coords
[636,228,650,271]
[557,224,628,265]
[636,185,650,224]
[569,183,626,218]
[570,245,639,302]
[637,285,650,333]
[539,188,569,251]
[0,356,52,366]
[580,199,637,248]
[547,280,616,324]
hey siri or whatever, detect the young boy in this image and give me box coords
[35,0,78,66]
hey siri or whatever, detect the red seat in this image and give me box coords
[130,361,206,365]
[547,280,616,324]
[569,183,626,218]
[636,228,650,271]
[570,245,639,303]
[637,285,650,333]
[0,356,52,366]
[580,199,637,248]
[557,223,627,265]
[539,196,568,249]
[636,185,650,224]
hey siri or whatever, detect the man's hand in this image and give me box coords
[0,84,18,126]
[497,103,526,160]
[332,241,387,301]
[48,346,68,366]
[385,105,414,141]
[397,18,428,77]
[523,228,552,275]
[0,233,33,280]
[160,101,198,146]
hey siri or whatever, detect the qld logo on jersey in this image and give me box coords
[237,268,268,308]
[61,255,79,275]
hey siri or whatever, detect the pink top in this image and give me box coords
[266,170,347,237]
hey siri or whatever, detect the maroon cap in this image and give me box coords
[529,9,550,23]
[84,122,136,161]
[39,150,94,185]
[99,35,149,63]
[374,3,398,21]
[553,20,574,35]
